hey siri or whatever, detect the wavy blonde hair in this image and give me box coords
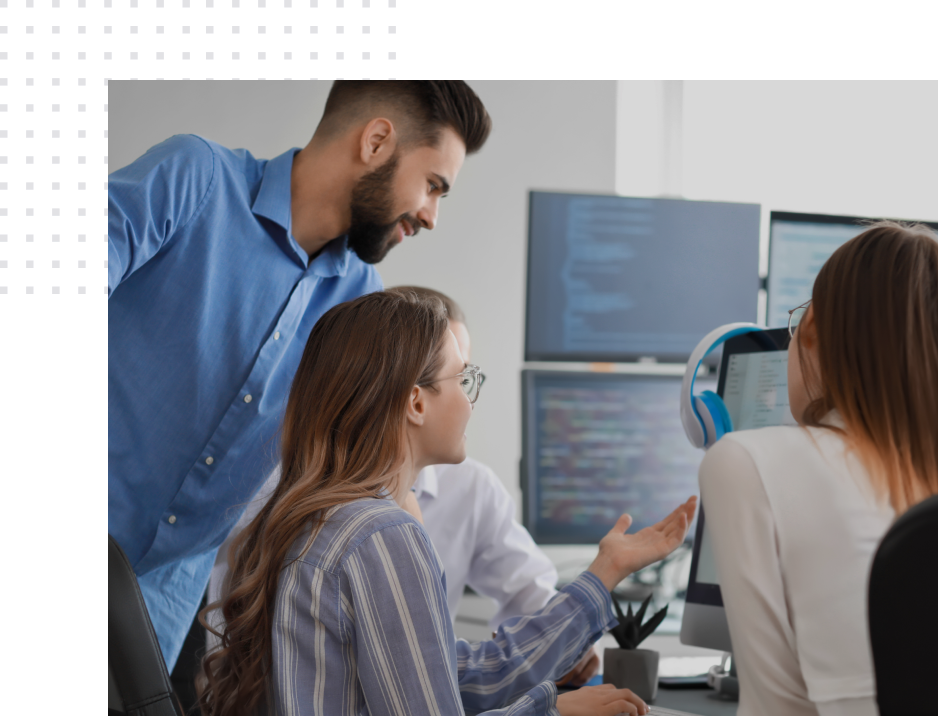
[197,289,449,716]
[798,221,938,512]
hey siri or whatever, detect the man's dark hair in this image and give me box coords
[319,81,491,154]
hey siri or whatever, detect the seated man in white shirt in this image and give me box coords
[206,286,599,685]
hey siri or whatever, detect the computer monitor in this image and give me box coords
[766,211,938,329]
[681,328,792,652]
[525,191,761,364]
[521,370,713,545]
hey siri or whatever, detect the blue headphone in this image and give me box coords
[680,323,763,450]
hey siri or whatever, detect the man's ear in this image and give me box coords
[405,385,426,427]
[359,117,397,166]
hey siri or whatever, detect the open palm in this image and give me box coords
[588,496,697,592]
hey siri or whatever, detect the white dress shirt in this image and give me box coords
[699,418,894,716]
[208,458,558,639]
[414,458,558,628]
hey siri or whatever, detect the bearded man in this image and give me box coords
[107,81,491,669]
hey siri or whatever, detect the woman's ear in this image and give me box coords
[799,306,818,350]
[405,385,426,427]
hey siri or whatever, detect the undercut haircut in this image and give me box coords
[317,80,491,155]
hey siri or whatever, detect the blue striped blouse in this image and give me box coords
[269,497,618,716]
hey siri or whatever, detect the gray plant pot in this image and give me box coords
[602,647,659,702]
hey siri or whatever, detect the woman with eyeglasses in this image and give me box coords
[197,289,696,716]
[698,222,938,716]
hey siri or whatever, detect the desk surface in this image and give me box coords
[654,687,738,716]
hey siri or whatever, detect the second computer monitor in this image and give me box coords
[767,211,938,329]
[525,191,761,363]
[521,370,711,545]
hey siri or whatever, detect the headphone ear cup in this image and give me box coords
[698,390,733,446]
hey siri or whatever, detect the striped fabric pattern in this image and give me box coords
[268,497,618,716]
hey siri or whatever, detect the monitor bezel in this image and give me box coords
[520,368,702,545]
[685,326,790,608]
[524,190,762,364]
[766,210,938,328]
[684,504,723,607]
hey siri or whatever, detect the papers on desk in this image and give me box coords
[658,655,723,678]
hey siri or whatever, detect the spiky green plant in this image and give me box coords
[609,594,668,650]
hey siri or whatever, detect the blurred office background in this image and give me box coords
[110,79,937,527]
[110,82,937,655]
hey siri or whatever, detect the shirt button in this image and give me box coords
[274,331,280,340]
[244,394,253,403]
[168,515,177,525]
[205,456,214,465]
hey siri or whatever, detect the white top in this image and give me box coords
[208,457,557,635]
[699,421,894,716]
[413,458,558,627]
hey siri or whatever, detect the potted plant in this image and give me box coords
[602,594,668,702]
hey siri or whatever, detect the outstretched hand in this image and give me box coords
[587,496,697,592]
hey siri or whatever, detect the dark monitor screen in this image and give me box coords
[766,211,938,329]
[525,191,761,363]
[521,370,712,545]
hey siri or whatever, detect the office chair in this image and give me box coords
[868,493,938,716]
[109,535,185,716]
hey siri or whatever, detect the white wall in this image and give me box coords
[109,80,619,508]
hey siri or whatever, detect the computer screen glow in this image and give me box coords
[524,373,710,544]
[721,351,798,431]
[526,192,760,362]
[766,218,866,329]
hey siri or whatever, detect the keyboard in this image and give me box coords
[647,707,702,716]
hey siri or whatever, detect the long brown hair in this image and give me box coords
[198,289,449,716]
[799,221,938,512]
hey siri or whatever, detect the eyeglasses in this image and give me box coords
[420,364,485,404]
[788,300,811,338]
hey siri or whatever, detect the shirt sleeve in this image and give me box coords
[698,436,818,716]
[344,520,594,716]
[457,571,617,714]
[464,468,559,628]
[107,134,216,296]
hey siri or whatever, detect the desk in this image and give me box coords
[457,595,739,715]
[654,687,738,716]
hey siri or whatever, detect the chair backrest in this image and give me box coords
[868,493,938,716]
[109,535,185,716]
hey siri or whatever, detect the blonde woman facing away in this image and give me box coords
[699,222,938,716]
[199,289,697,716]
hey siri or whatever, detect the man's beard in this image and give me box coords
[347,153,416,265]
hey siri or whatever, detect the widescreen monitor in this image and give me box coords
[525,192,761,363]
[766,211,938,329]
[521,370,713,545]
[681,328,792,652]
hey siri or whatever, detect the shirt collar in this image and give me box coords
[252,147,353,277]
[412,466,439,500]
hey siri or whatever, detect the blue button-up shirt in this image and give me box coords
[107,134,382,668]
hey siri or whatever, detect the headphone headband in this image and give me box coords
[681,323,762,449]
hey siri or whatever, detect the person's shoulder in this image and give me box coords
[111,134,216,185]
[152,133,218,167]
[723,424,810,451]
[324,498,427,562]
[435,457,507,499]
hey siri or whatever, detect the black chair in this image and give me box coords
[109,535,185,716]
[868,493,938,716]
